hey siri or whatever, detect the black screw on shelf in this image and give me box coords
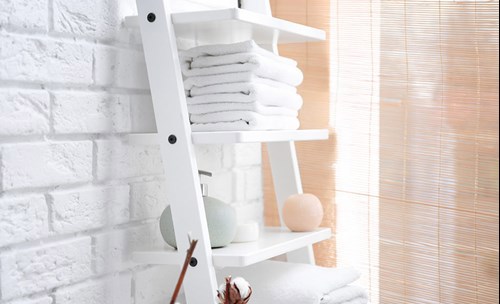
[189,257,198,267]
[147,13,156,22]
[168,135,177,144]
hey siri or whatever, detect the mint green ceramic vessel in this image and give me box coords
[160,197,237,248]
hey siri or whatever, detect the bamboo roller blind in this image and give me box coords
[265,0,499,303]
[264,0,335,267]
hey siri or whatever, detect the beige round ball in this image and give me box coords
[283,194,324,232]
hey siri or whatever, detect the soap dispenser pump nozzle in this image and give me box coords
[198,170,212,197]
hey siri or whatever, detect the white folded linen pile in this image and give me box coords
[217,260,369,304]
[181,41,304,131]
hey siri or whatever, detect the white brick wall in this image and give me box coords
[0,0,262,303]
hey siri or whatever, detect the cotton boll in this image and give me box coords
[232,277,251,298]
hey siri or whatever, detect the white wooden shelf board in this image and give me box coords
[132,227,332,268]
[193,129,329,144]
[127,129,329,145]
[125,8,326,44]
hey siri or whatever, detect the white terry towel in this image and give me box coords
[181,53,304,86]
[185,51,296,69]
[188,102,299,116]
[187,84,303,111]
[181,40,293,64]
[216,260,368,304]
[184,68,303,90]
[189,81,297,96]
[322,285,369,304]
[191,112,300,132]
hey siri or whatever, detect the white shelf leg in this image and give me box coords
[135,0,218,303]
[267,141,316,264]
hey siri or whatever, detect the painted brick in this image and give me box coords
[0,196,49,247]
[0,34,93,84]
[208,170,245,204]
[49,185,130,234]
[223,144,262,168]
[0,0,48,32]
[129,94,156,133]
[234,200,264,224]
[0,90,50,136]
[55,273,132,304]
[95,139,163,180]
[3,297,53,304]
[134,266,180,304]
[0,0,263,302]
[93,223,164,275]
[52,0,136,41]
[194,145,224,172]
[130,180,168,221]
[94,46,149,90]
[244,166,263,201]
[0,237,92,300]
[53,92,131,134]
[1,141,93,190]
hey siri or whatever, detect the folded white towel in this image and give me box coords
[321,285,368,304]
[181,53,303,86]
[181,40,292,65]
[216,261,367,304]
[189,81,297,96]
[187,85,303,112]
[188,102,299,116]
[191,112,300,131]
[185,51,296,70]
[191,111,298,123]
[183,67,303,90]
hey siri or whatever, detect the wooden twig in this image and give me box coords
[170,238,198,304]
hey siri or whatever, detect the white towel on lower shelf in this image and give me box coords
[184,72,299,91]
[322,285,369,304]
[188,102,299,116]
[216,261,368,304]
[181,53,303,86]
[180,40,293,65]
[191,112,300,132]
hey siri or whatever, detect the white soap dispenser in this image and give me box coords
[159,170,238,248]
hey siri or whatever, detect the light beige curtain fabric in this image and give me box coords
[265,0,499,303]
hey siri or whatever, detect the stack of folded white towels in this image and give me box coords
[180,40,304,132]
[217,260,369,304]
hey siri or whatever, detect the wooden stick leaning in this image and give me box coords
[170,238,199,304]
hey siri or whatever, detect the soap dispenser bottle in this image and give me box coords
[160,170,238,248]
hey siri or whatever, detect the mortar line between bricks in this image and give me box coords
[0,133,125,144]
[45,193,55,234]
[0,152,4,192]
[48,0,54,32]
[0,248,2,300]
[48,91,55,134]
[0,174,165,199]
[1,29,144,50]
[92,140,99,182]
[0,218,159,253]
[91,51,97,86]
[0,80,151,95]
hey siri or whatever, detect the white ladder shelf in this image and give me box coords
[132,1,331,303]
